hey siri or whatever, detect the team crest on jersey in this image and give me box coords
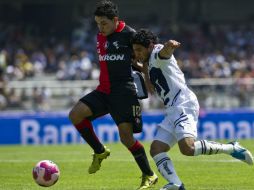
[113,41,128,49]
[113,41,119,49]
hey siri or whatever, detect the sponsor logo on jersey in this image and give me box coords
[99,54,125,61]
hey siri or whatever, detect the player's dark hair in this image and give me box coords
[131,29,159,48]
[94,0,119,19]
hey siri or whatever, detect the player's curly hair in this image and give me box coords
[131,29,159,48]
[94,0,119,19]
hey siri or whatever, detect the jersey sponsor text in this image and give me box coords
[99,54,125,61]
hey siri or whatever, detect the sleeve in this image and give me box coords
[131,70,148,99]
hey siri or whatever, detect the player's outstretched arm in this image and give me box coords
[159,40,181,59]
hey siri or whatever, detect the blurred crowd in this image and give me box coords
[170,23,254,79]
[0,18,98,81]
[0,19,254,111]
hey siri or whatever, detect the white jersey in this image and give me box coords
[148,44,199,109]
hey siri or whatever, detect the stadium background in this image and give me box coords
[0,0,254,144]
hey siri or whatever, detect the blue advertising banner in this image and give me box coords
[198,109,254,140]
[0,109,254,145]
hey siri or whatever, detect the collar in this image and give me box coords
[115,21,125,32]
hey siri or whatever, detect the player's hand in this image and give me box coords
[159,40,181,59]
[132,59,144,72]
[164,40,181,49]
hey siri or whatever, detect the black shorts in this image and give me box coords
[79,90,142,133]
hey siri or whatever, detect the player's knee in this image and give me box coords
[69,102,91,124]
[150,141,169,157]
[69,107,79,124]
[178,137,195,156]
[120,138,135,148]
[179,144,195,156]
[150,146,159,157]
[118,123,135,148]
[119,132,135,148]
[69,106,85,125]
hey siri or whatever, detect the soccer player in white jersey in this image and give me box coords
[131,29,254,190]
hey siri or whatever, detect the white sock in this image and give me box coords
[194,140,234,156]
[153,152,182,186]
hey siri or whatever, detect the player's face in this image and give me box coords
[95,16,118,36]
[132,44,150,63]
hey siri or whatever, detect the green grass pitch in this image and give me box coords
[0,140,253,190]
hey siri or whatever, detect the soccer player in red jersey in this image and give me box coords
[69,1,157,189]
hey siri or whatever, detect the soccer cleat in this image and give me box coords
[137,172,158,190]
[230,142,253,165]
[160,183,185,190]
[88,146,110,174]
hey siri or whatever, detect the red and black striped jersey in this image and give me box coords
[96,21,136,95]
